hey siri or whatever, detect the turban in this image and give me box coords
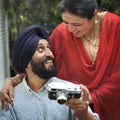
[12,25,50,73]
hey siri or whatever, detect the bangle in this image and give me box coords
[19,73,26,77]
[17,74,25,78]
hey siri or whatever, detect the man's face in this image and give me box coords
[30,39,56,79]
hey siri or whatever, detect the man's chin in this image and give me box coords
[45,65,54,70]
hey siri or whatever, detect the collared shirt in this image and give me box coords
[0,77,99,120]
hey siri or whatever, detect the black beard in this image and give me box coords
[30,57,56,79]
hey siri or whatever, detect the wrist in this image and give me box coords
[87,112,98,120]
[9,74,24,87]
[17,73,26,78]
[89,93,93,103]
[6,77,14,86]
[76,109,88,120]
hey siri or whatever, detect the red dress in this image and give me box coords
[50,12,120,120]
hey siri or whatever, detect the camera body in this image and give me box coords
[47,81,82,104]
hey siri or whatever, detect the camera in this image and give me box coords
[47,81,82,104]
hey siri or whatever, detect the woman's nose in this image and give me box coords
[67,24,76,32]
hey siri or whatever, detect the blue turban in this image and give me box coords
[12,25,50,73]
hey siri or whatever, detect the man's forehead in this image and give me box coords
[38,39,49,46]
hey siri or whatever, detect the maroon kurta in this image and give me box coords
[50,12,120,120]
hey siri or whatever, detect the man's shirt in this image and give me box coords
[0,77,99,120]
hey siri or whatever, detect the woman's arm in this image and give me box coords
[0,74,24,110]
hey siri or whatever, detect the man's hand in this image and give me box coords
[66,84,97,120]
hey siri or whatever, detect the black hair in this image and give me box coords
[59,0,98,19]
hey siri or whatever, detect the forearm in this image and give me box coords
[77,111,99,120]
[7,74,24,87]
[87,112,99,120]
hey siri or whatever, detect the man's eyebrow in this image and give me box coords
[38,42,43,46]
[36,42,42,48]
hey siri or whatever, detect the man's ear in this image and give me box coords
[25,63,31,72]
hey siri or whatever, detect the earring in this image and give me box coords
[94,16,98,24]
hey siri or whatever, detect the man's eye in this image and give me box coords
[47,46,51,50]
[38,48,43,52]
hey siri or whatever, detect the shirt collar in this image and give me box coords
[21,77,54,94]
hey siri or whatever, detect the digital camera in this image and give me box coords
[47,81,82,104]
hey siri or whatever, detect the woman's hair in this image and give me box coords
[59,0,98,19]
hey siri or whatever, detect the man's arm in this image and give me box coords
[67,84,100,120]
[0,74,24,109]
[75,107,100,120]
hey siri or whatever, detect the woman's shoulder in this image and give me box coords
[101,11,120,27]
[52,22,67,33]
[104,12,120,21]
[50,22,68,40]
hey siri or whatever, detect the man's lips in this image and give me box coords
[45,60,53,65]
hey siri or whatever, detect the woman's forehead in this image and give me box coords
[62,11,87,23]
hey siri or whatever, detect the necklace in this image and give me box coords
[81,13,101,65]
[81,31,99,65]
[80,11,107,66]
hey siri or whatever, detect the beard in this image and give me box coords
[30,57,57,79]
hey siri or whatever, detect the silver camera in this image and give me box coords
[47,81,82,104]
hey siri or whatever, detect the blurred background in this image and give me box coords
[0,0,120,89]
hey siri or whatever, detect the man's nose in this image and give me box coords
[45,49,54,58]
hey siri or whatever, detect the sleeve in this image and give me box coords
[50,23,64,71]
[88,106,100,120]
[69,107,100,120]
[91,14,120,120]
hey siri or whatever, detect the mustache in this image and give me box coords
[41,56,55,64]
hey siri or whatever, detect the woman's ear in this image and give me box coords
[93,9,98,16]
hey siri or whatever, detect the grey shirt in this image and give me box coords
[0,77,99,120]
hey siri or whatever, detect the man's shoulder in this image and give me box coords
[49,77,77,84]
[14,78,28,98]
[0,104,16,120]
[49,77,67,83]
[103,12,120,24]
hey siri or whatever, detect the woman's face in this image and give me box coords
[62,11,93,38]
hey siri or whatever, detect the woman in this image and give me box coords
[1,0,120,120]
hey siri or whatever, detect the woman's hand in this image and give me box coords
[0,74,23,110]
[0,78,14,110]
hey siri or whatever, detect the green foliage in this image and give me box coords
[7,0,62,43]
[6,0,120,48]
[5,0,119,76]
[7,0,120,43]
[99,0,120,15]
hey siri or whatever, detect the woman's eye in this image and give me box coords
[63,21,68,25]
[74,24,80,27]
[64,21,80,27]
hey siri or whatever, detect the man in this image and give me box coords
[0,25,99,120]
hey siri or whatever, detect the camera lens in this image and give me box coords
[57,93,67,104]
